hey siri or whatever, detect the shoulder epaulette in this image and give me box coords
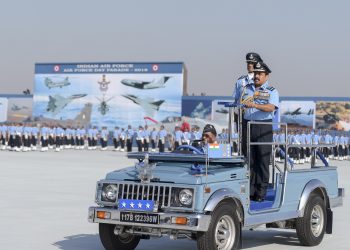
[267,86,275,91]
[237,75,247,80]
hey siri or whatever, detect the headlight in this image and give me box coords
[102,184,118,202]
[179,189,193,206]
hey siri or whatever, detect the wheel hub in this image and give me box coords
[215,215,235,250]
[310,205,324,237]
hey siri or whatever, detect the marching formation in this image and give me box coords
[274,128,350,163]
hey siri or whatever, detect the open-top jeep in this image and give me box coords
[88,105,344,250]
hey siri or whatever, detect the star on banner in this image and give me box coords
[130,202,135,208]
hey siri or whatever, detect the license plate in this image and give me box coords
[120,212,159,224]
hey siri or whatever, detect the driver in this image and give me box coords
[202,124,218,144]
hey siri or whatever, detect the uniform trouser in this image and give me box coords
[100,139,107,148]
[233,141,238,153]
[62,136,67,146]
[174,141,180,150]
[48,136,54,146]
[92,138,97,147]
[56,136,61,147]
[113,138,119,148]
[70,138,75,146]
[41,137,48,147]
[15,135,21,148]
[126,139,132,152]
[158,139,165,152]
[334,146,339,157]
[151,139,156,150]
[88,137,92,147]
[136,139,143,152]
[300,147,305,159]
[249,122,272,198]
[9,135,15,148]
[323,147,330,158]
[0,135,5,145]
[339,145,344,157]
[31,136,37,146]
[292,148,300,160]
[75,137,83,146]
[22,136,30,147]
[119,139,125,149]
[305,147,311,158]
[143,139,149,152]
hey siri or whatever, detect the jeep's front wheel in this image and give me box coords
[296,194,326,246]
[99,223,140,250]
[197,202,241,250]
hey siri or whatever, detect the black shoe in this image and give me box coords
[255,196,265,202]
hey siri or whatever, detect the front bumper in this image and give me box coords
[88,206,211,232]
[330,188,345,208]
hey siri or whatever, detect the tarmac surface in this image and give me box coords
[0,149,348,250]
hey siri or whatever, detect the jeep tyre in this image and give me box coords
[296,194,327,246]
[197,202,241,250]
[99,223,140,250]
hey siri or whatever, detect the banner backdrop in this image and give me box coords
[7,98,32,123]
[280,101,315,129]
[182,98,212,119]
[316,101,350,131]
[33,63,184,128]
[0,98,8,122]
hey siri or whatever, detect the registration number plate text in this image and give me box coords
[120,212,159,224]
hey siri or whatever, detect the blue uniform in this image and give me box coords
[174,130,183,142]
[113,129,120,139]
[232,73,254,105]
[238,82,279,121]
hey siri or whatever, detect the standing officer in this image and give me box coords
[136,126,144,152]
[238,61,279,202]
[0,123,7,150]
[158,125,167,152]
[150,127,158,152]
[233,52,264,104]
[113,126,121,151]
[143,125,150,152]
[233,52,263,155]
[126,125,134,152]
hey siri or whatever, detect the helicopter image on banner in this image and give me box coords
[96,95,114,116]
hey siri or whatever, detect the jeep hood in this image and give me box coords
[105,163,246,185]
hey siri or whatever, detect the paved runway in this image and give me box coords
[0,149,348,250]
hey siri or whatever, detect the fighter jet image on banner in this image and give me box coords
[44,77,71,89]
[122,94,164,115]
[215,108,229,114]
[33,103,92,127]
[284,107,302,116]
[11,104,29,111]
[121,76,171,89]
[96,95,114,116]
[46,94,87,115]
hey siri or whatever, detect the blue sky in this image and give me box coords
[0,0,349,96]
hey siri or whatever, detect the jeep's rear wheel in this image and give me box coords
[296,194,326,246]
[99,223,140,250]
[197,202,241,250]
